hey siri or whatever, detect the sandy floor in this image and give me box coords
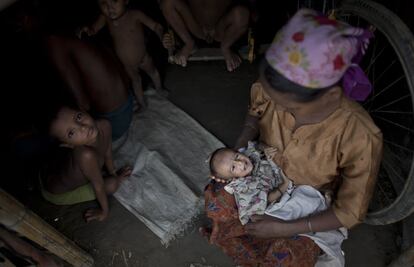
[28,59,400,267]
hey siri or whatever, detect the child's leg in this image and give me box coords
[104,166,132,195]
[125,64,145,109]
[160,0,203,67]
[139,53,168,96]
[214,5,250,72]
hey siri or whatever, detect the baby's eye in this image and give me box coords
[231,165,235,172]
[68,130,75,139]
[76,112,83,122]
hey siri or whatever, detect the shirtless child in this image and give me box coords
[160,0,250,71]
[81,0,167,108]
[47,35,133,140]
[41,107,132,222]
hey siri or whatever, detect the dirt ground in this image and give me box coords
[21,59,401,267]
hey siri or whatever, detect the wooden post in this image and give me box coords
[0,188,94,267]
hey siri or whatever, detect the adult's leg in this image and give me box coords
[214,5,250,72]
[160,0,204,67]
[204,181,320,266]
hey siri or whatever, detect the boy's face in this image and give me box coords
[50,108,98,147]
[99,0,128,20]
[214,150,253,179]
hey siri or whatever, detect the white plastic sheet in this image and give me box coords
[112,90,223,245]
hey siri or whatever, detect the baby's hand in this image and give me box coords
[264,146,278,160]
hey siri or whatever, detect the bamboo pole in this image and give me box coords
[0,188,94,267]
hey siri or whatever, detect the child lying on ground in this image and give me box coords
[80,0,168,109]
[41,106,132,222]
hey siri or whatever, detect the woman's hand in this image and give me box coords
[245,215,291,238]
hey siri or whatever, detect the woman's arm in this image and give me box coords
[245,207,343,238]
[234,114,260,149]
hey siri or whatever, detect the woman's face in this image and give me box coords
[214,150,253,179]
[259,74,309,112]
[50,107,98,147]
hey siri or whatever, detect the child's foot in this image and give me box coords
[134,97,147,113]
[173,40,196,67]
[116,166,133,182]
[199,227,212,241]
[222,47,242,72]
[156,87,170,98]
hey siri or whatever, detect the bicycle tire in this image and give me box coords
[337,0,414,225]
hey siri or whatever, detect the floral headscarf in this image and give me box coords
[265,8,373,101]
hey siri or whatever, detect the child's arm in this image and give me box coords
[78,14,106,38]
[134,10,164,40]
[102,121,116,176]
[77,148,109,222]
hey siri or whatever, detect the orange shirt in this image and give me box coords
[248,82,383,228]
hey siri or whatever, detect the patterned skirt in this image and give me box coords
[204,181,320,267]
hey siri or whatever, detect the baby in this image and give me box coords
[209,142,289,225]
[80,0,167,109]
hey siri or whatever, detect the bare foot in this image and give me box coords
[134,96,147,113]
[199,226,211,237]
[117,166,133,182]
[156,87,170,98]
[173,40,195,67]
[222,48,242,72]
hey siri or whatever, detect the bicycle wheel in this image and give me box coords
[335,0,414,225]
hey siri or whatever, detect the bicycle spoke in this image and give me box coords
[364,75,405,107]
[371,110,413,115]
[377,181,393,204]
[365,45,387,74]
[372,60,396,85]
[371,93,410,111]
[372,115,414,133]
[382,158,405,184]
[384,139,414,153]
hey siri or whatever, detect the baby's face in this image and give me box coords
[215,150,253,179]
[99,0,127,20]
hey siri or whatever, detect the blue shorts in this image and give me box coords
[95,92,133,140]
